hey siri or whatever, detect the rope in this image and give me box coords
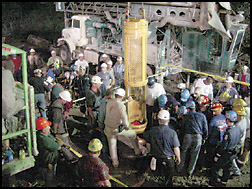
[109,175,128,187]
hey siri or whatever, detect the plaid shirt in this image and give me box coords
[79,153,110,187]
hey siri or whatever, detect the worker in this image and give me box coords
[178,89,193,106]
[50,82,64,103]
[47,50,64,77]
[106,60,115,79]
[197,95,212,122]
[153,93,179,120]
[2,55,15,74]
[217,91,233,115]
[176,106,188,144]
[215,76,239,105]
[48,90,77,163]
[113,56,125,87]
[96,63,115,96]
[29,69,50,119]
[104,88,141,168]
[236,97,250,167]
[236,65,250,99]
[74,53,89,73]
[46,64,57,81]
[146,77,166,130]
[86,76,103,130]
[73,65,92,100]
[11,54,22,82]
[27,48,40,78]
[97,53,110,73]
[176,100,208,177]
[78,138,111,187]
[190,76,214,101]
[230,105,247,176]
[174,83,187,101]
[209,111,241,187]
[36,117,61,187]
[206,102,227,167]
[143,110,181,187]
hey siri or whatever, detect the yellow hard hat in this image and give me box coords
[232,105,247,115]
[219,92,231,102]
[88,138,103,152]
[232,99,248,107]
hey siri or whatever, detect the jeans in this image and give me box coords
[146,105,154,130]
[177,133,202,175]
[35,93,47,119]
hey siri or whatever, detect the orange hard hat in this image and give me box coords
[211,102,223,111]
[36,117,51,130]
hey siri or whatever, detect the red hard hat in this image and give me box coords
[197,95,210,106]
[211,102,223,110]
[36,117,51,130]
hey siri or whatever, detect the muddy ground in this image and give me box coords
[4,117,250,187]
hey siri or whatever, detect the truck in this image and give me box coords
[55,2,247,77]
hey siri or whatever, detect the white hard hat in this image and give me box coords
[157,110,170,120]
[117,56,122,61]
[115,88,126,97]
[177,83,186,89]
[51,50,56,54]
[59,90,72,102]
[225,76,234,83]
[91,75,103,84]
[79,53,84,57]
[46,76,54,84]
[243,65,248,70]
[107,60,113,65]
[101,63,107,68]
[30,49,35,53]
[34,69,42,75]
[64,71,70,79]
[101,54,108,58]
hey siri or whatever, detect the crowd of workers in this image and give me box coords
[2,48,250,187]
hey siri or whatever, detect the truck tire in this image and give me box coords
[59,44,72,65]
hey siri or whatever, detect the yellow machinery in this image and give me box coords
[123,11,148,134]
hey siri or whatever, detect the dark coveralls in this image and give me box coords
[143,124,180,186]
[86,88,103,130]
[209,125,241,185]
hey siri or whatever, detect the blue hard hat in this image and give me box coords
[185,100,196,108]
[177,106,188,114]
[181,89,190,102]
[147,77,155,86]
[70,65,76,71]
[225,110,237,122]
[158,94,168,108]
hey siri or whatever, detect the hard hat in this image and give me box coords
[242,65,248,70]
[158,94,168,108]
[30,48,35,53]
[225,110,237,122]
[117,56,123,61]
[219,92,231,102]
[181,89,190,102]
[59,90,72,102]
[197,95,210,106]
[211,102,223,111]
[91,75,103,84]
[147,77,155,86]
[51,50,56,54]
[232,105,247,115]
[115,88,126,97]
[176,106,188,114]
[46,76,54,84]
[70,64,77,71]
[177,83,186,90]
[232,99,248,107]
[53,63,60,69]
[107,60,113,65]
[34,69,42,75]
[185,100,196,108]
[64,71,70,79]
[101,54,108,58]
[101,63,107,68]
[78,53,84,57]
[36,117,51,130]
[88,138,103,152]
[157,110,170,120]
[225,76,234,83]
[193,87,202,97]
